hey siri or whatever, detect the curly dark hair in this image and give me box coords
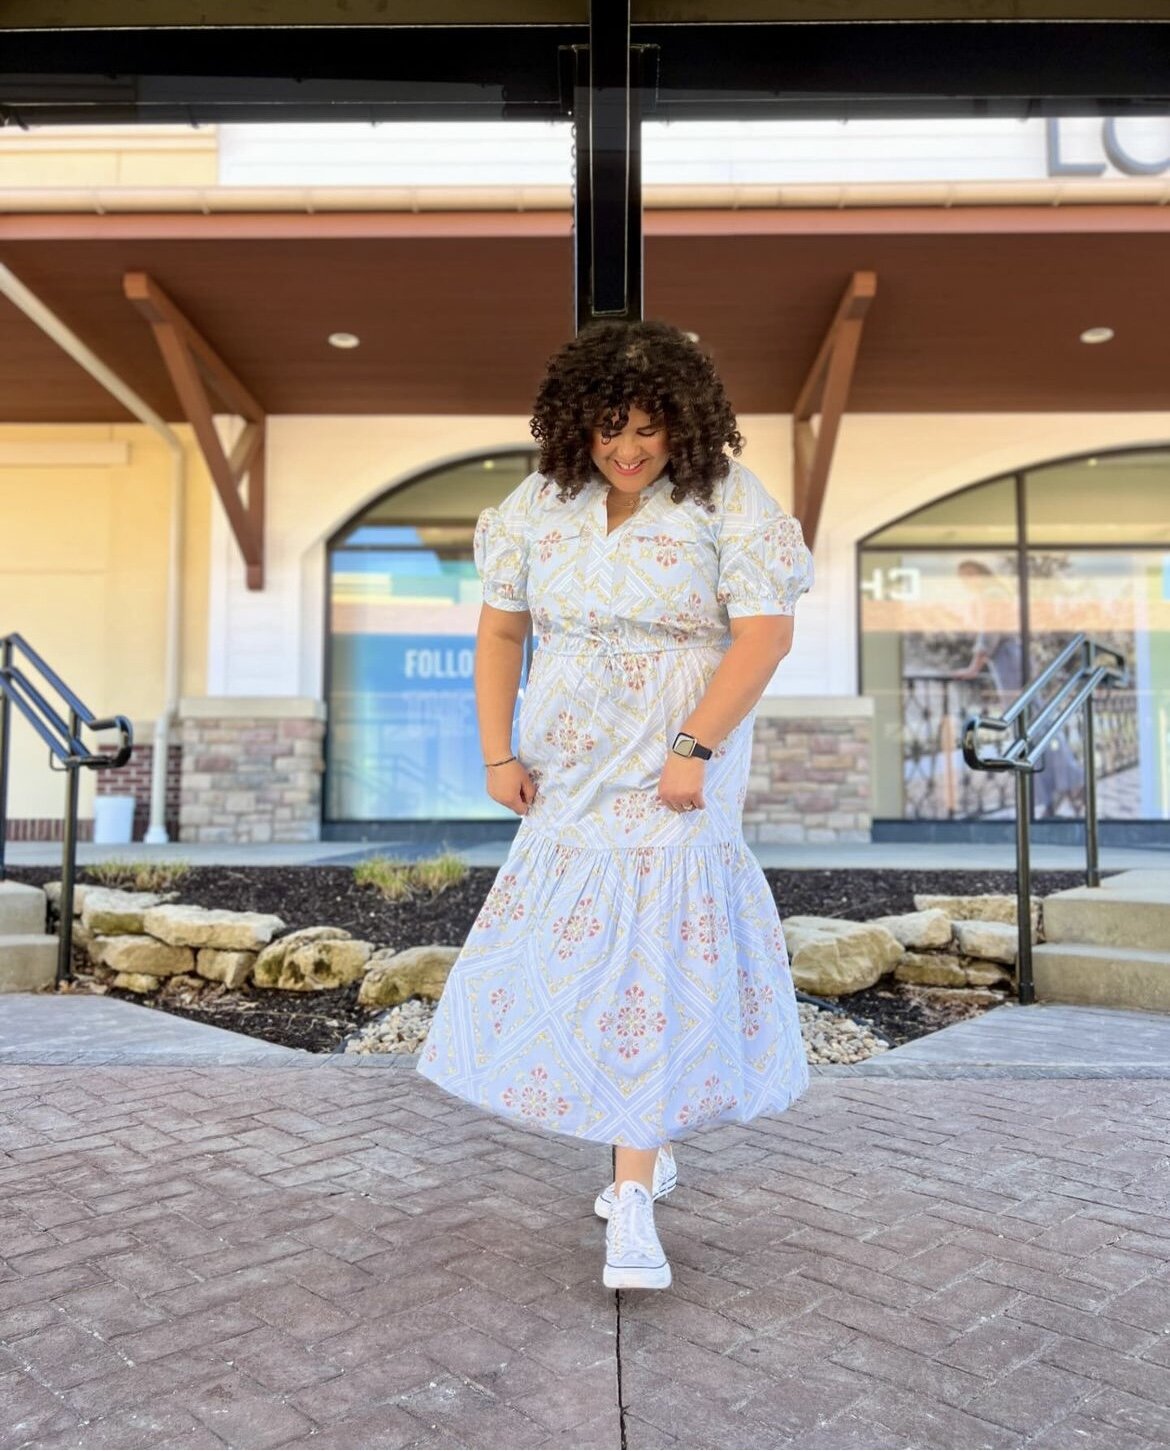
[529,319,745,513]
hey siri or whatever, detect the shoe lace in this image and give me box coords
[610,1184,660,1258]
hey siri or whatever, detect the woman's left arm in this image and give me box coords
[679,616,795,750]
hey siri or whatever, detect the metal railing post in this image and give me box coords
[1082,639,1101,889]
[0,636,10,882]
[57,706,81,987]
[1014,712,1035,1006]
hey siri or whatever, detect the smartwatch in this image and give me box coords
[671,731,713,760]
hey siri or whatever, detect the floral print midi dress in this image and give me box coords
[416,457,815,1149]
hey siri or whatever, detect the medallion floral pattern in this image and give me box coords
[416,458,815,1148]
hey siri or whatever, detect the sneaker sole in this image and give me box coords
[594,1177,676,1221]
[603,1261,672,1290]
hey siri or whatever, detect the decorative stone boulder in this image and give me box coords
[252,927,372,991]
[44,881,96,915]
[870,909,952,951]
[961,960,1015,988]
[81,888,175,936]
[894,952,968,987]
[91,935,196,977]
[914,893,1040,935]
[196,948,257,989]
[111,971,165,994]
[781,916,903,996]
[358,945,461,1008]
[252,926,352,985]
[952,920,1019,965]
[142,904,286,952]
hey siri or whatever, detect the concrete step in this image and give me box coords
[0,880,47,935]
[0,934,59,992]
[1032,942,1170,1013]
[1043,882,1170,951]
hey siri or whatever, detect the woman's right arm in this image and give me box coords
[477,604,537,814]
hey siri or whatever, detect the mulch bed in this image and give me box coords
[6,864,1098,1055]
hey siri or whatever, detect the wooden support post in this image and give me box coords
[793,270,876,550]
[124,271,267,590]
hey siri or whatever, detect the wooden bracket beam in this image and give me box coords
[793,270,876,550]
[124,270,266,590]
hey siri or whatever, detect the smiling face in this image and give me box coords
[589,404,671,496]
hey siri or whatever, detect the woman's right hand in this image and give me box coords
[486,758,538,815]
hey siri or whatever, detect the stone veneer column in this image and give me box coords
[178,697,327,844]
[743,696,874,844]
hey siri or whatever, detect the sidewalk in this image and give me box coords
[1,998,1169,1449]
[6,837,1170,871]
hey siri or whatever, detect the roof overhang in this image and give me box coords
[1,204,1168,422]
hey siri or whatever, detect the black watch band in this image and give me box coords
[671,731,713,760]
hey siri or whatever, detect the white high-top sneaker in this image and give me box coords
[594,1145,677,1220]
[603,1179,672,1290]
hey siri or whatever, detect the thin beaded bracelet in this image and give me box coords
[484,754,517,768]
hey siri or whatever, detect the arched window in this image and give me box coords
[859,447,1170,829]
[324,449,538,829]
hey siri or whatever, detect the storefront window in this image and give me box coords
[860,450,1170,824]
[325,451,536,824]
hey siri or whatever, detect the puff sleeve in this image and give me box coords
[473,505,530,612]
[714,464,814,618]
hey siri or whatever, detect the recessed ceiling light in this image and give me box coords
[1079,327,1114,345]
[328,332,360,349]
[483,459,496,470]
[1086,457,1099,467]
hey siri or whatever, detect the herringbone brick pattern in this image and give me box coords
[0,1065,1167,1449]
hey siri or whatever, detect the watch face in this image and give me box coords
[675,734,695,755]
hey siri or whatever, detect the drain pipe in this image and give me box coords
[0,261,185,846]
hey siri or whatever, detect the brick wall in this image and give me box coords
[178,697,326,844]
[743,697,873,844]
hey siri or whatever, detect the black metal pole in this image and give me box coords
[1014,712,1035,1006]
[572,1,644,331]
[1083,641,1101,889]
[57,707,80,987]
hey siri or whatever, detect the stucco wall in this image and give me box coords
[0,423,212,827]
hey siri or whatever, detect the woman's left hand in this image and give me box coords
[657,753,707,812]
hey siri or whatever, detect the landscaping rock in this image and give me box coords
[111,971,164,994]
[961,959,1015,988]
[44,881,95,915]
[870,908,952,951]
[359,945,461,1008]
[196,948,257,988]
[252,926,354,983]
[895,952,968,987]
[953,919,1019,965]
[906,985,1008,1007]
[254,937,373,991]
[142,904,286,952]
[92,936,196,977]
[781,916,903,996]
[914,892,1040,934]
[81,888,174,935]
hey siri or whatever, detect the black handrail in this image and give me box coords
[962,634,1127,1005]
[0,632,134,986]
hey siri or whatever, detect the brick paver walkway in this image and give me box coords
[2,1064,1168,1450]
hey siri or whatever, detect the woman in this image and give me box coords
[417,319,814,1292]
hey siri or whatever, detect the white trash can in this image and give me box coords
[93,795,136,845]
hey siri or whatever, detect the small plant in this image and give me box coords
[411,850,468,895]
[84,857,193,893]
[354,849,467,902]
[353,857,415,902]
